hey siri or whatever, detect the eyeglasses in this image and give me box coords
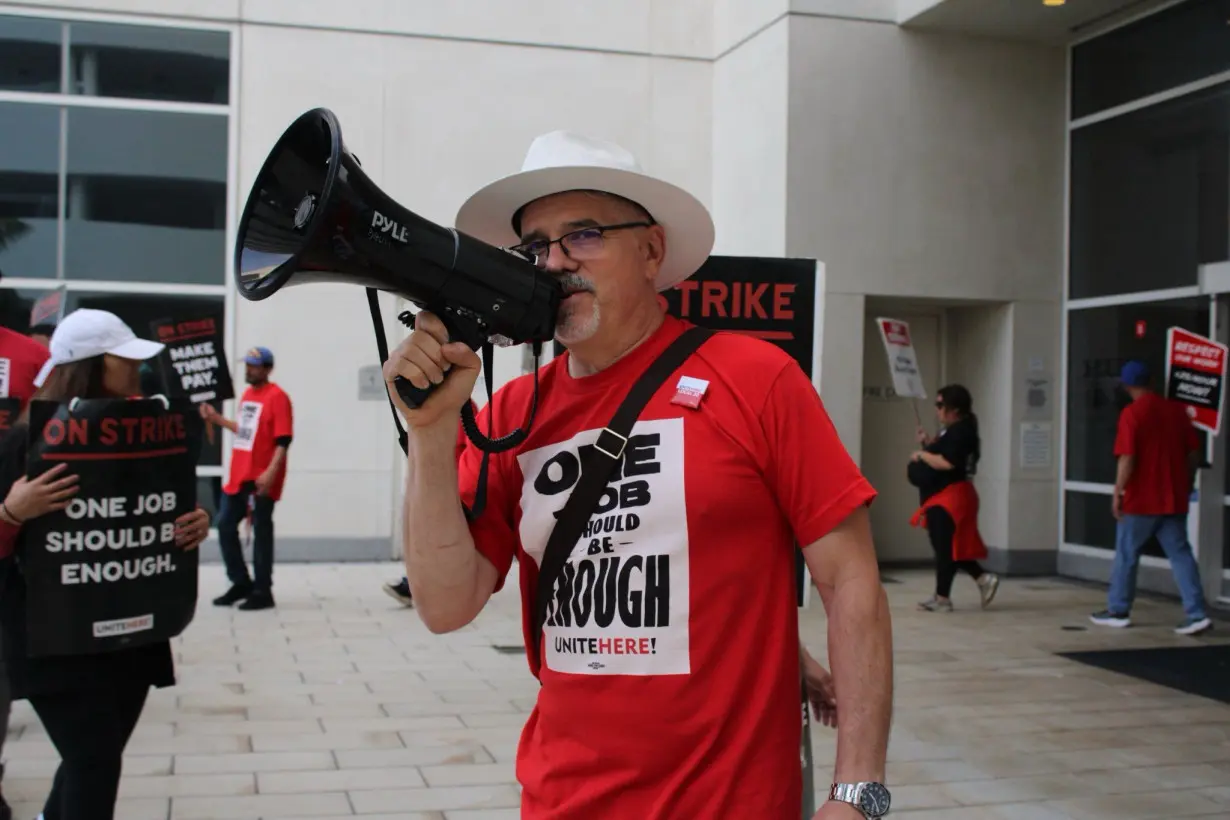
[510,221,654,267]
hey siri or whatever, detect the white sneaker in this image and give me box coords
[1175,617,1212,636]
[977,573,1000,609]
[1089,609,1131,628]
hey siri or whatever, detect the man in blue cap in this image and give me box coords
[201,346,294,611]
[1090,360,1211,635]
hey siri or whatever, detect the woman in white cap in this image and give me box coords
[0,308,211,820]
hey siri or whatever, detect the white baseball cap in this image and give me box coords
[34,308,166,388]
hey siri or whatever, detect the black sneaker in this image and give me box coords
[1089,609,1131,628]
[212,584,253,606]
[1175,617,1213,636]
[382,578,413,607]
[237,590,275,611]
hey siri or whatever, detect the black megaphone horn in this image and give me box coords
[232,108,563,421]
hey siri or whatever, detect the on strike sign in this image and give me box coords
[22,397,202,657]
[876,318,927,400]
[1165,327,1228,435]
[150,315,234,404]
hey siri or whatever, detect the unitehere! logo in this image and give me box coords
[93,614,154,638]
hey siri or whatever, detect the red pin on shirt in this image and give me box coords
[1135,320,1147,339]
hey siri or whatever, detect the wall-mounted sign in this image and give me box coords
[1020,422,1052,470]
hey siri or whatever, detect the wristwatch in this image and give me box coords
[829,781,891,817]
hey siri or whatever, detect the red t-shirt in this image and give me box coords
[1113,391,1198,516]
[224,382,293,501]
[0,326,51,420]
[458,315,876,819]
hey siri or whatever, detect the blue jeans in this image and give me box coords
[216,483,276,594]
[1108,514,1207,621]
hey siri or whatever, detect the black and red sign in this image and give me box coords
[149,315,235,404]
[659,256,819,379]
[22,397,203,657]
[1165,326,1228,435]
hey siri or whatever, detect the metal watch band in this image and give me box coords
[829,782,866,814]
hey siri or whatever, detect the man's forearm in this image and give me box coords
[1114,454,1134,496]
[403,419,484,633]
[826,575,893,783]
[265,446,287,476]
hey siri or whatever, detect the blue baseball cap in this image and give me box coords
[1120,360,1150,387]
[243,346,274,367]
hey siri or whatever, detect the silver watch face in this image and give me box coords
[860,782,891,816]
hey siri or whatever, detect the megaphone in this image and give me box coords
[233,107,563,412]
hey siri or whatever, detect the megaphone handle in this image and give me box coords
[389,307,488,411]
[393,376,437,410]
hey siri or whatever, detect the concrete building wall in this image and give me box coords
[785,15,1067,571]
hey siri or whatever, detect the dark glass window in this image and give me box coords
[1072,0,1230,121]
[63,107,227,285]
[0,15,62,93]
[68,21,229,105]
[1069,83,1230,300]
[1065,491,1167,559]
[1066,297,1210,484]
[0,102,60,280]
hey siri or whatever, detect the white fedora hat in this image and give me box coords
[455,131,714,292]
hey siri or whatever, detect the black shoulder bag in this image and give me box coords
[528,326,714,672]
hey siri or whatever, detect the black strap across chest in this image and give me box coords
[528,326,714,672]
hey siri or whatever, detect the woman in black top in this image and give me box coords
[906,384,999,612]
[0,314,210,820]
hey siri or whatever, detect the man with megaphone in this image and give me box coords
[383,132,894,820]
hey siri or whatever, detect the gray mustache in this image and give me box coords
[557,274,595,295]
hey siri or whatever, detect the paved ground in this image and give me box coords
[4,563,1229,819]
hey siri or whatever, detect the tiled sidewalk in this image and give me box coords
[3,563,1228,819]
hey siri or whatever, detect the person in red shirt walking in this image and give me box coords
[200,347,293,611]
[1090,360,1211,636]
